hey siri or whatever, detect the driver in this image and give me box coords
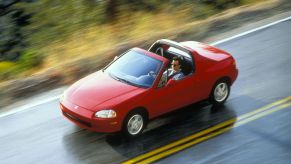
[157,56,185,87]
[167,56,185,80]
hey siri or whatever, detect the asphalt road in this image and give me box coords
[1,17,291,164]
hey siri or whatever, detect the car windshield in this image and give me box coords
[105,49,163,88]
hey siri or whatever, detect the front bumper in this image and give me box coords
[60,99,121,133]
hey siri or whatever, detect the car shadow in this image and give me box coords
[105,101,237,158]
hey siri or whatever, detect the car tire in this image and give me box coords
[122,109,147,138]
[209,79,230,106]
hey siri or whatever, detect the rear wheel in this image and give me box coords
[122,110,147,138]
[209,79,230,106]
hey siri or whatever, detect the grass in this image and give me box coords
[42,11,192,69]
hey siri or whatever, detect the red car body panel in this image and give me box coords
[144,75,202,117]
[66,71,139,110]
[180,41,238,98]
[60,40,238,133]
[60,100,121,133]
[181,41,231,61]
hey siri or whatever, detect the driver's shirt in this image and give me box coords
[167,69,185,80]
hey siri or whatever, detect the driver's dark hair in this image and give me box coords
[172,56,182,65]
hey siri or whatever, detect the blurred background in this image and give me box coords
[3,0,278,109]
[0,0,259,82]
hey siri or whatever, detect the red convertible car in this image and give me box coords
[60,39,238,137]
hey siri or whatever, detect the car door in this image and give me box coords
[146,73,200,118]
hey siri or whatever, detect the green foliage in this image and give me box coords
[0,0,30,61]
[0,61,15,71]
[0,0,256,81]
[0,49,43,80]
[201,0,241,9]
[17,0,107,45]
[0,61,16,80]
[17,49,43,70]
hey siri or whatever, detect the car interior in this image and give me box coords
[150,43,195,76]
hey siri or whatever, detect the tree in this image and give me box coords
[0,0,30,61]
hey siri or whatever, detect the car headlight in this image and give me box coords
[95,110,117,118]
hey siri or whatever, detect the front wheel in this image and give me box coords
[122,111,147,138]
[209,80,230,106]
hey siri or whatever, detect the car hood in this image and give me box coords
[66,71,139,110]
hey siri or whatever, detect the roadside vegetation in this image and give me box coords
[0,0,262,82]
